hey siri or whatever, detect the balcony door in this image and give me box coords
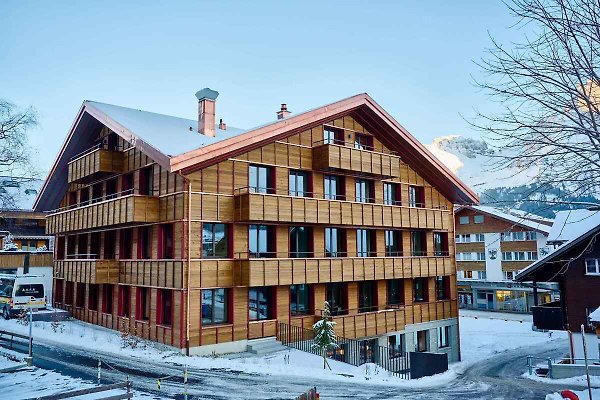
[249,164,272,194]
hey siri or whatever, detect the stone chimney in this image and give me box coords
[276,103,291,120]
[195,88,219,137]
[218,118,227,130]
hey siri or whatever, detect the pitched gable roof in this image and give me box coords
[34,93,479,212]
[456,205,552,234]
[546,209,600,244]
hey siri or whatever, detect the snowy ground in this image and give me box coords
[546,388,600,400]
[0,310,572,398]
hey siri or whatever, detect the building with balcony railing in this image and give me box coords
[34,90,477,359]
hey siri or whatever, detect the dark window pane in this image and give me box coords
[249,287,272,321]
[291,284,310,316]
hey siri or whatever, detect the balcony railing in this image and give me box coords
[68,144,124,183]
[233,253,453,286]
[311,141,401,177]
[46,189,159,234]
[233,187,449,230]
[54,259,120,284]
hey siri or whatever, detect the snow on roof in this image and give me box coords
[547,209,600,244]
[87,101,247,157]
[468,205,552,234]
[589,307,600,323]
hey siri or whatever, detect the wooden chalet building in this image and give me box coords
[516,210,600,335]
[35,90,478,358]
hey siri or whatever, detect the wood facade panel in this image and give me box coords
[68,149,124,183]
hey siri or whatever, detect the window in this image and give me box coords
[249,225,274,258]
[290,284,311,316]
[358,281,377,313]
[249,164,272,194]
[413,278,428,302]
[137,287,150,321]
[383,183,400,205]
[138,226,152,259]
[456,252,472,261]
[501,232,513,242]
[416,330,429,352]
[433,232,448,256]
[118,285,130,317]
[90,232,100,260]
[106,178,118,199]
[357,229,375,257]
[289,170,311,197]
[514,251,526,261]
[387,279,404,306]
[65,281,74,305]
[202,288,229,325]
[157,289,173,326]
[249,287,272,321]
[527,251,538,261]
[513,231,525,241]
[388,333,405,358]
[75,283,85,308]
[586,259,600,275]
[326,283,347,316]
[54,280,64,305]
[473,215,484,224]
[355,179,373,203]
[502,252,513,261]
[411,231,426,256]
[354,133,373,150]
[159,224,174,259]
[324,127,343,145]
[104,231,116,259]
[456,234,471,243]
[80,187,90,204]
[102,284,113,314]
[324,175,345,200]
[121,172,133,193]
[474,233,485,242]
[139,167,153,195]
[385,230,402,257]
[88,284,99,311]
[525,231,537,240]
[77,234,88,259]
[290,226,312,258]
[477,271,487,280]
[119,229,133,259]
[202,223,229,258]
[435,276,450,300]
[463,270,473,279]
[409,186,425,208]
[438,326,450,348]
[504,271,514,280]
[476,252,486,261]
[459,216,470,225]
[325,227,345,257]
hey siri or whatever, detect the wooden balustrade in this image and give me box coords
[312,143,401,177]
[234,192,449,229]
[233,256,454,287]
[0,252,53,268]
[46,194,159,233]
[54,259,119,284]
[68,148,123,183]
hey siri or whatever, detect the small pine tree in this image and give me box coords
[312,301,339,370]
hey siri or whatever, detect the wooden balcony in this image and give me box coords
[0,252,53,269]
[234,191,449,229]
[312,143,401,177]
[331,301,455,339]
[68,147,123,183]
[233,256,454,287]
[46,194,159,234]
[54,259,120,284]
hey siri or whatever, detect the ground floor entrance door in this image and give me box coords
[359,339,377,364]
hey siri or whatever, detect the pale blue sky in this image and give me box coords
[0,1,526,173]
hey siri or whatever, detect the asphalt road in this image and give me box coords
[0,334,583,399]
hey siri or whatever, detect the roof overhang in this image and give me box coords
[455,205,550,234]
[171,93,479,204]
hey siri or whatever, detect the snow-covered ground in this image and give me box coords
[546,388,600,400]
[0,310,569,397]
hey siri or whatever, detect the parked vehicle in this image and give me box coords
[0,273,48,319]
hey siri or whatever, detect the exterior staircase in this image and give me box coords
[246,337,287,355]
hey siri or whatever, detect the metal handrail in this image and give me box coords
[233,186,448,210]
[68,143,126,162]
[233,251,451,259]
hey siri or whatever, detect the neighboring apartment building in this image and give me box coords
[34,91,478,361]
[0,178,52,251]
[455,205,554,313]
